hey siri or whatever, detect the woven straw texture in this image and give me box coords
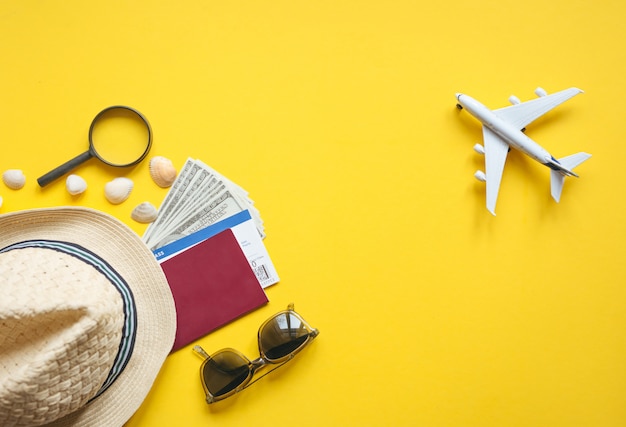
[0,207,176,427]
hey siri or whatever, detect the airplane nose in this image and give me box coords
[455,93,464,110]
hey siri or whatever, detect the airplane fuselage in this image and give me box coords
[456,94,552,165]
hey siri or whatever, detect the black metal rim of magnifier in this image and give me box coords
[88,105,153,167]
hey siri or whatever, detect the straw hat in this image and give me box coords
[0,207,177,427]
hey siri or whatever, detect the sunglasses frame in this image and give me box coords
[193,303,319,403]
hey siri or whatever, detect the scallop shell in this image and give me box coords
[149,156,177,188]
[66,174,87,196]
[104,177,134,204]
[131,202,158,223]
[2,169,26,190]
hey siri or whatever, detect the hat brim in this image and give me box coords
[0,207,176,427]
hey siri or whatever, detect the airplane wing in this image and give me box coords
[483,126,510,215]
[493,87,583,130]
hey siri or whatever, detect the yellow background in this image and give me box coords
[1,1,625,426]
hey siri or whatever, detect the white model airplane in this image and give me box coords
[455,87,591,215]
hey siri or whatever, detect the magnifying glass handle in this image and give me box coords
[37,150,94,187]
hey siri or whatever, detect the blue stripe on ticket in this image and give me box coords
[152,210,252,261]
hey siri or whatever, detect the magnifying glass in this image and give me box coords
[37,105,153,187]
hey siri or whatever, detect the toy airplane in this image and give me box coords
[456,87,591,215]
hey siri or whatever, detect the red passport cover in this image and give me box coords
[160,228,268,351]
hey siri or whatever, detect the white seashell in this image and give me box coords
[104,177,134,204]
[2,169,26,190]
[149,156,177,188]
[131,202,158,223]
[66,174,87,196]
[0,195,3,209]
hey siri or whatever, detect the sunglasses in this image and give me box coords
[193,303,319,403]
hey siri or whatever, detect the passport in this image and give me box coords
[160,228,268,351]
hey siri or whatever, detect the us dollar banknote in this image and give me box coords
[143,158,265,250]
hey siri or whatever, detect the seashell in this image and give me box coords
[66,174,87,196]
[149,156,177,188]
[2,169,26,190]
[131,201,158,223]
[0,195,3,209]
[104,177,133,204]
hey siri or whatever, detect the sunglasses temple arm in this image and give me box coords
[193,345,211,360]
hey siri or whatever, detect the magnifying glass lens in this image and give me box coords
[90,108,151,166]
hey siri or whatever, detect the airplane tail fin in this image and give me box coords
[550,152,592,202]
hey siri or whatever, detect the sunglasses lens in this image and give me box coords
[260,311,312,361]
[202,350,251,398]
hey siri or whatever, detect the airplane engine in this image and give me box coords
[535,87,547,97]
[473,143,485,155]
[508,95,520,105]
[474,170,486,182]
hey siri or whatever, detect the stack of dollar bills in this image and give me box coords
[143,158,264,251]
